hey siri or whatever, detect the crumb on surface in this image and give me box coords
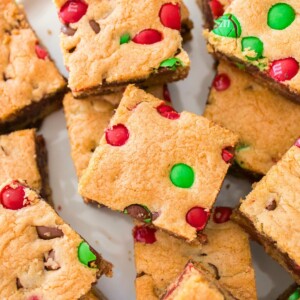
[57,205,62,211]
[47,29,52,35]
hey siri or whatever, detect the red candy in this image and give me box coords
[213,73,231,91]
[105,124,129,146]
[35,45,48,60]
[28,297,39,300]
[294,138,300,148]
[209,0,224,18]
[186,207,210,230]
[59,0,88,24]
[133,225,157,244]
[159,3,181,30]
[132,29,162,45]
[0,181,27,210]
[222,148,234,163]
[213,207,232,224]
[157,104,180,120]
[269,58,299,82]
[163,84,172,102]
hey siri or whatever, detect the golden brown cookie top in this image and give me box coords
[79,85,237,242]
[0,0,66,121]
[204,61,300,175]
[205,0,300,95]
[133,208,257,300]
[239,142,300,267]
[53,0,190,96]
[0,180,112,300]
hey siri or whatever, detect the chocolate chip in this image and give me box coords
[265,199,277,211]
[89,20,100,34]
[175,48,181,56]
[44,250,60,271]
[68,46,76,54]
[87,244,101,269]
[61,24,76,36]
[208,263,220,280]
[36,226,64,240]
[16,278,23,289]
[152,211,160,221]
[124,204,152,223]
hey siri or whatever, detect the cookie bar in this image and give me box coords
[204,0,300,102]
[0,129,51,203]
[233,140,300,283]
[79,85,238,242]
[161,262,237,300]
[133,207,257,299]
[64,85,169,200]
[204,61,300,176]
[0,0,66,134]
[53,0,190,98]
[0,180,112,299]
[277,284,300,300]
[81,288,107,300]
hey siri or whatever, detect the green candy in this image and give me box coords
[120,33,131,44]
[236,143,250,152]
[78,242,97,267]
[213,14,242,38]
[170,163,195,188]
[242,37,264,60]
[159,57,183,71]
[268,3,295,30]
[289,288,300,300]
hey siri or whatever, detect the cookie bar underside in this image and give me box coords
[197,0,215,30]
[233,210,300,284]
[0,88,66,134]
[277,283,299,300]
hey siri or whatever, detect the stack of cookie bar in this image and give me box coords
[2,0,300,298]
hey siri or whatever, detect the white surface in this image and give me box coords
[22,0,293,299]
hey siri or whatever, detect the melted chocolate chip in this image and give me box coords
[124,204,152,223]
[61,24,76,36]
[16,278,23,289]
[68,46,76,54]
[44,250,60,271]
[89,20,100,34]
[265,199,277,211]
[208,263,220,280]
[36,226,64,240]
[175,48,181,56]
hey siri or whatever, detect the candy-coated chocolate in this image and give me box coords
[269,58,299,82]
[77,242,96,267]
[132,29,162,45]
[159,3,181,30]
[163,84,172,102]
[213,73,230,91]
[35,45,48,60]
[159,57,183,70]
[221,148,234,163]
[120,33,131,45]
[209,0,224,19]
[213,14,242,38]
[133,225,157,244]
[105,124,129,146]
[267,3,295,30]
[289,288,300,300]
[170,163,195,188]
[295,138,300,148]
[242,36,264,60]
[157,104,180,120]
[186,207,209,230]
[59,0,88,24]
[0,182,27,210]
[124,204,152,223]
[213,207,232,224]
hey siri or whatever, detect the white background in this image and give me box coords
[22,0,293,299]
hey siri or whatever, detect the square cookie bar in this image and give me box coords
[233,140,300,283]
[79,85,238,242]
[0,0,66,134]
[277,284,300,300]
[0,129,51,203]
[53,0,190,98]
[204,61,300,176]
[161,262,237,300]
[0,180,112,299]
[204,0,300,102]
[133,207,257,300]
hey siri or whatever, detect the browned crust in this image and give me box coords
[211,51,300,104]
[277,283,299,300]
[232,209,300,284]
[0,87,67,134]
[197,0,215,30]
[181,19,194,42]
[73,66,189,99]
[35,134,52,205]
